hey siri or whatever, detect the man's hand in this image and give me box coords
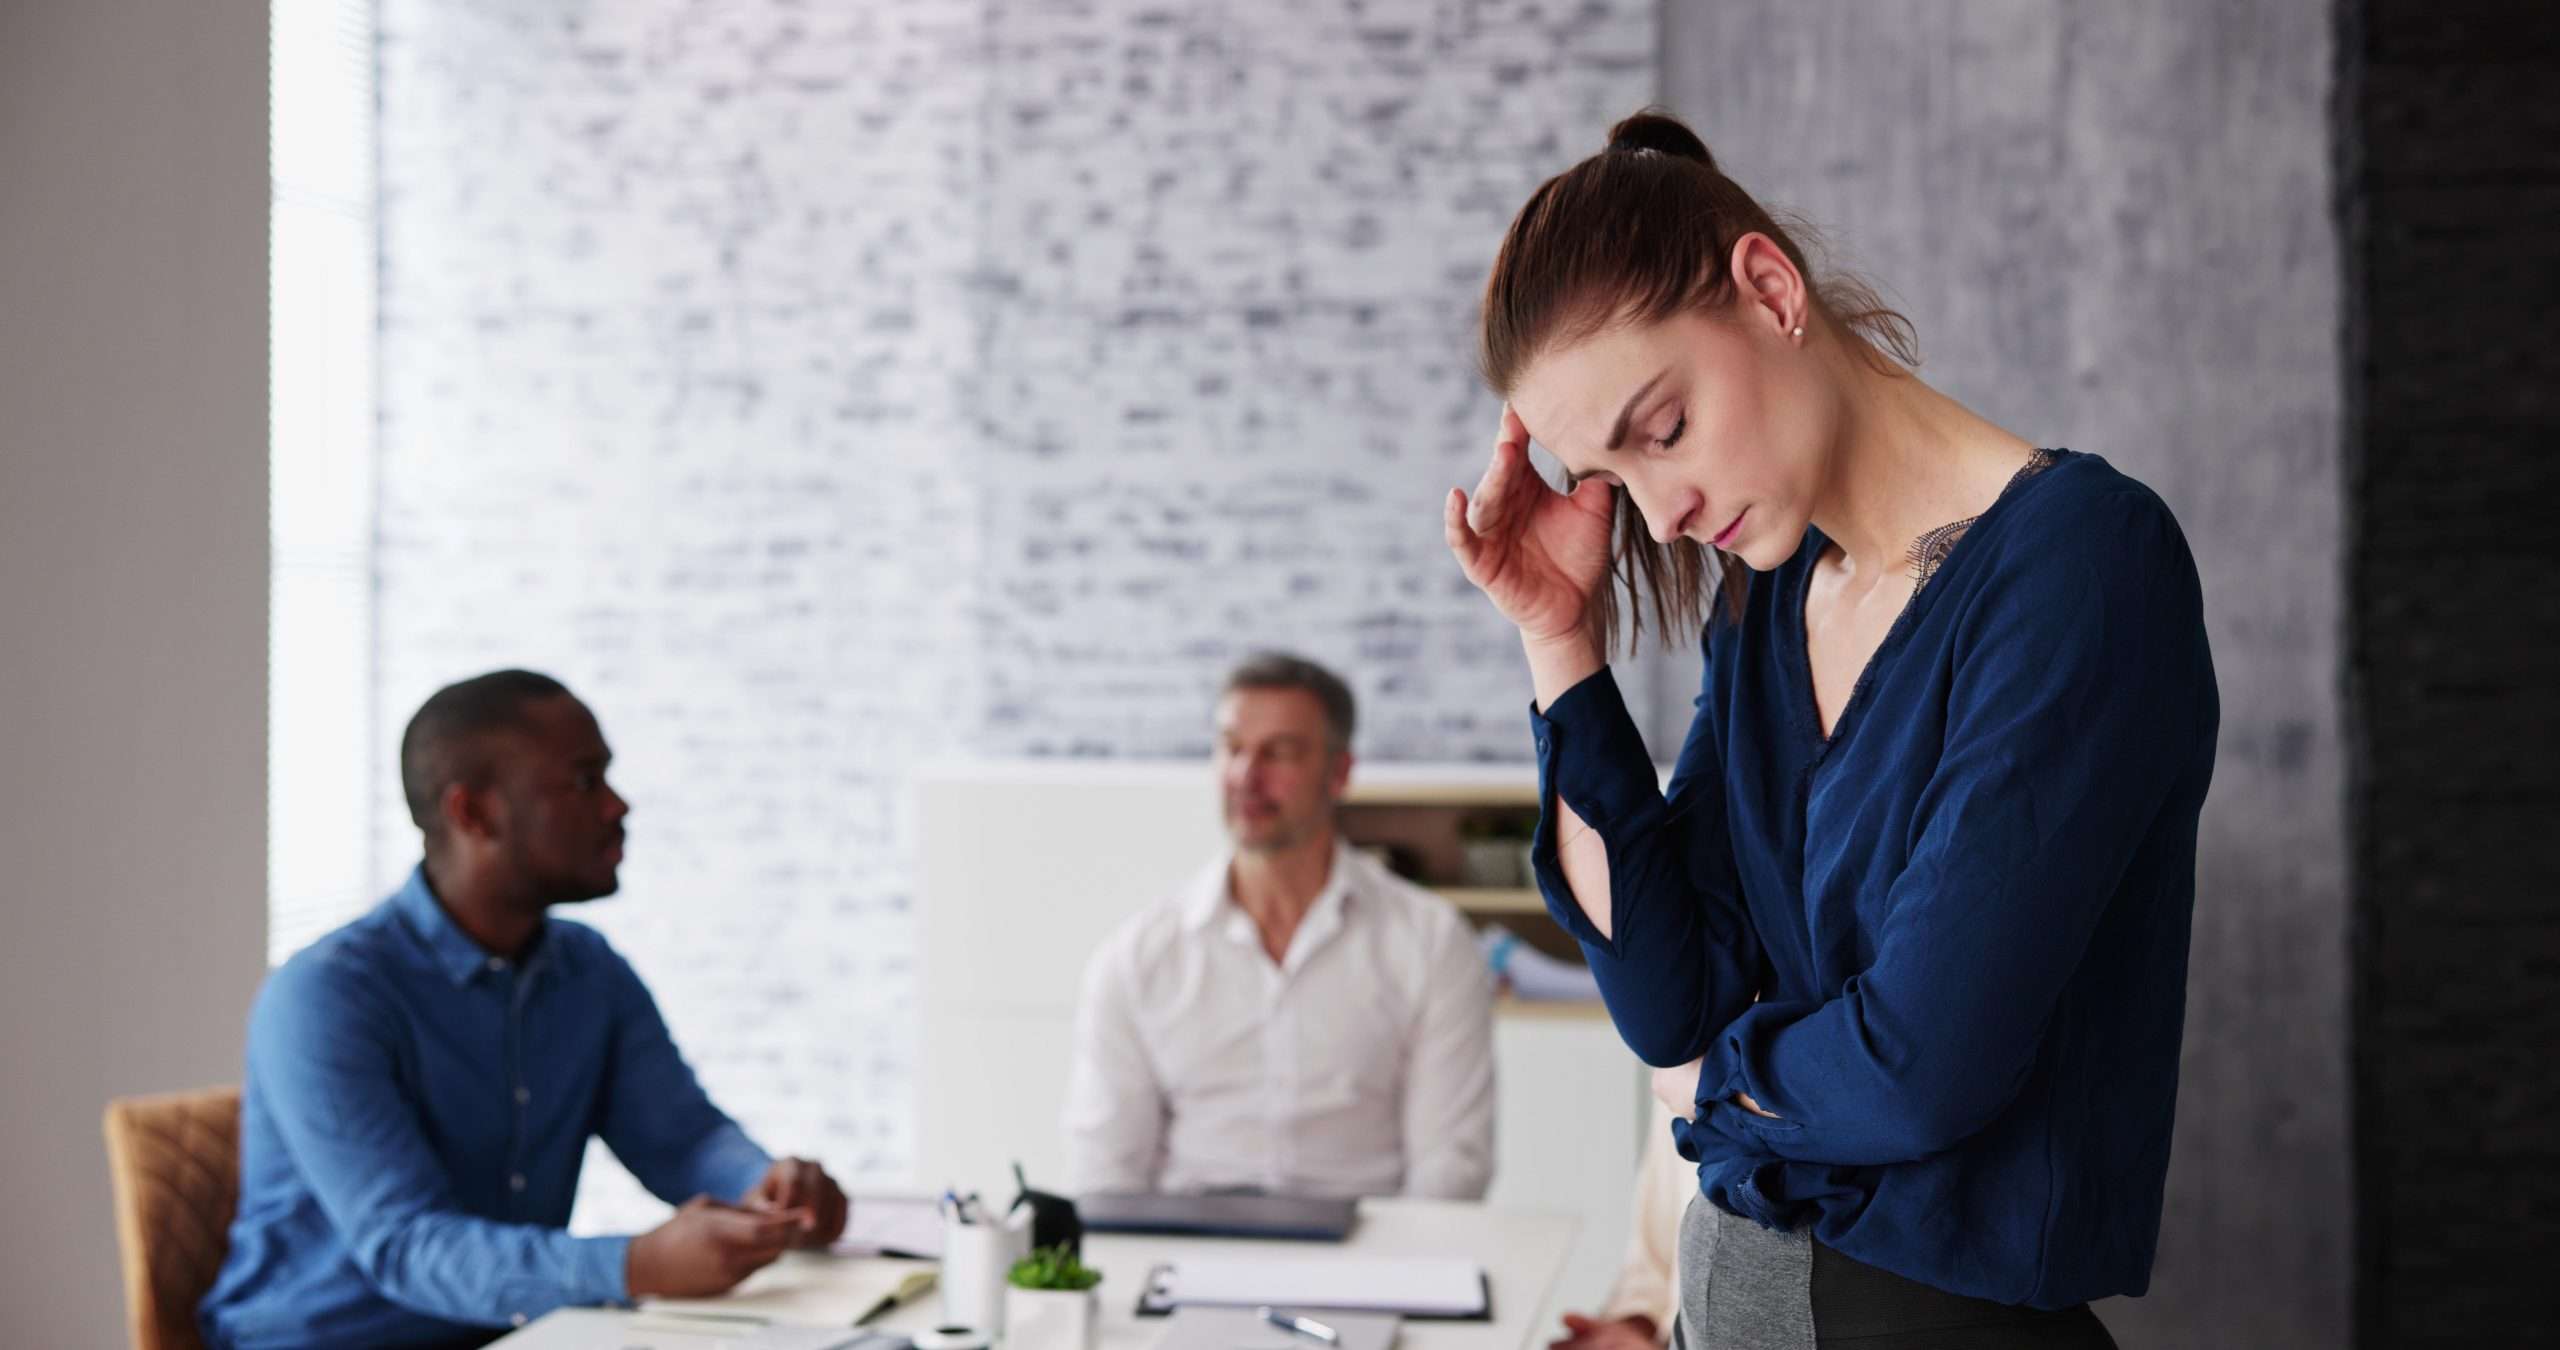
[1549,1312,1658,1350]
[626,1195,802,1299]
[744,1156,849,1248]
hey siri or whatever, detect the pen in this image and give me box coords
[1259,1307,1340,1344]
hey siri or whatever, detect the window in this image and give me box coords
[268,0,379,963]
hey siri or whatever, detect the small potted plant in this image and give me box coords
[1458,811,1537,888]
[1004,1244,1102,1350]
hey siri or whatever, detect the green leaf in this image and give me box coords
[1006,1243,1103,1291]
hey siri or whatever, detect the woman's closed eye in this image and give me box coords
[1654,409,1687,452]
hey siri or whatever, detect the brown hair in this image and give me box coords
[1478,109,1918,651]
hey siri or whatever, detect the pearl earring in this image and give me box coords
[1791,325,1805,339]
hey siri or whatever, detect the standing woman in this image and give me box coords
[1446,111,2217,1349]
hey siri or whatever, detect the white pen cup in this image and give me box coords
[938,1204,1032,1336]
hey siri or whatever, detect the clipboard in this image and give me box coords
[1134,1260,1492,1322]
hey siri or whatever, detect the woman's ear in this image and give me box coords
[1727,232,1808,339]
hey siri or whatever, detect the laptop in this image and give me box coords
[1075,1191,1359,1241]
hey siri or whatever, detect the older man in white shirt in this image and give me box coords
[1062,653,1497,1200]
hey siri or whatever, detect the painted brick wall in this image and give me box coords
[372,0,1653,1226]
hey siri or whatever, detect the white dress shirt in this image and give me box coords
[1062,842,1497,1200]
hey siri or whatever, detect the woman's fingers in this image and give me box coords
[1569,474,1615,522]
[1474,435,1543,537]
[1470,406,1535,534]
[1446,488,1493,586]
[1465,443,1506,534]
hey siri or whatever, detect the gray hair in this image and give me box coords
[1221,651,1357,751]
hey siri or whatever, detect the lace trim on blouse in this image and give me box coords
[1907,447,2060,589]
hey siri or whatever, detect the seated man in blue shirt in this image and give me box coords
[202,670,850,1349]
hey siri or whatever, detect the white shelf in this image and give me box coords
[1495,998,1612,1021]
[1343,781,1538,808]
[1436,886,1546,915]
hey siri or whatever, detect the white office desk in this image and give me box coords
[491,1199,1579,1350]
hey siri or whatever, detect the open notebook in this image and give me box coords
[646,1252,936,1328]
[1138,1257,1488,1320]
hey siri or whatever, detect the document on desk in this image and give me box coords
[646,1251,936,1327]
[834,1192,947,1259]
[1141,1257,1488,1319]
[498,1309,885,1349]
[1157,1306,1402,1350]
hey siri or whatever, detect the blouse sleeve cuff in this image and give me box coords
[1528,668,1664,951]
[1691,1015,1801,1144]
[1531,666,1661,831]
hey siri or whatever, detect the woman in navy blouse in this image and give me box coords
[1446,112,2217,1348]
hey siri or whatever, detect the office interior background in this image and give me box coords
[2,1,2550,1345]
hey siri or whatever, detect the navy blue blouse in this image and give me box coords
[1529,450,2218,1310]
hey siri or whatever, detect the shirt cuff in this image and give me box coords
[1528,667,1664,951]
[571,1234,636,1307]
[693,1123,777,1205]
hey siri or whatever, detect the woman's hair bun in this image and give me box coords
[1604,108,1715,171]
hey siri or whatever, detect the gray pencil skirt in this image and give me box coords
[1671,1197,2119,1349]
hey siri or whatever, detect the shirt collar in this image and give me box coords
[392,863,568,987]
[1181,842,1361,944]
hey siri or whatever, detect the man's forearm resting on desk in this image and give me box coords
[626,1196,806,1300]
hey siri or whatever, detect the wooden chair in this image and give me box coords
[102,1086,241,1350]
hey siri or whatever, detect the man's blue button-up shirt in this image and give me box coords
[201,867,773,1349]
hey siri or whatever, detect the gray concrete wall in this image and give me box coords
[0,3,270,1344]
[1658,4,2348,1346]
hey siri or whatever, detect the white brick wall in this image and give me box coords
[371,0,1651,1227]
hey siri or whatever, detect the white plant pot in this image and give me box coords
[1003,1285,1099,1350]
[1461,839,1525,887]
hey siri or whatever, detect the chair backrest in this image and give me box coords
[102,1086,241,1350]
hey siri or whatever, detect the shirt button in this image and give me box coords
[511,1314,528,1328]
[509,1173,527,1192]
[515,1086,531,1106]
[486,957,507,973]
